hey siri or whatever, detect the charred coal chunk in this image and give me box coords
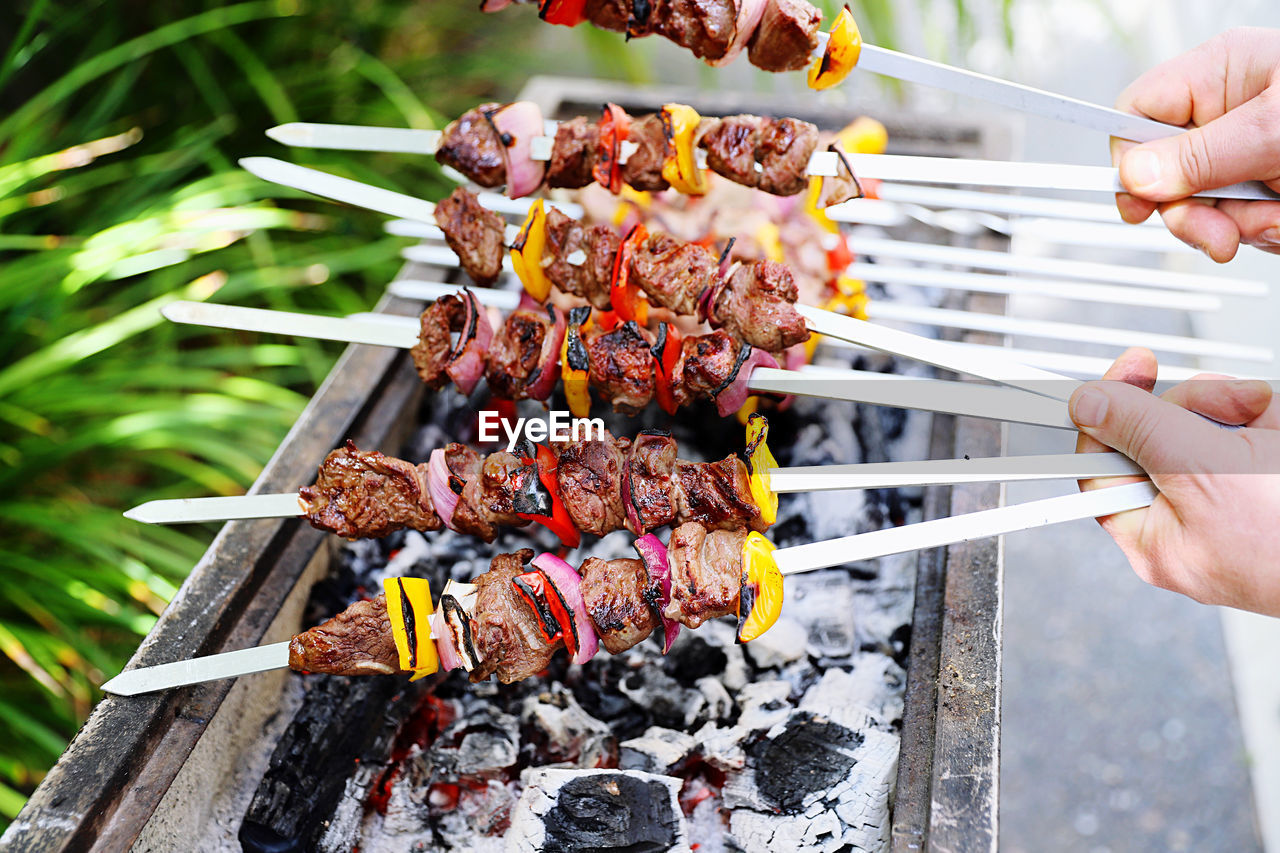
[756,116,819,196]
[434,186,506,286]
[470,549,561,683]
[517,769,686,852]
[620,113,670,192]
[699,114,764,188]
[580,556,659,654]
[713,259,810,352]
[546,116,599,189]
[556,431,629,537]
[628,231,717,316]
[436,102,508,187]
[746,711,865,814]
[485,309,549,400]
[747,0,823,72]
[584,322,656,414]
[299,441,440,539]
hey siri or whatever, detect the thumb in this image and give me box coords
[1069,380,1247,477]
[1118,91,1280,201]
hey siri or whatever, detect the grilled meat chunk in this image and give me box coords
[675,456,763,530]
[436,103,507,188]
[300,441,439,539]
[409,296,459,390]
[444,443,501,542]
[663,523,747,628]
[544,209,618,310]
[629,231,717,315]
[620,113,670,192]
[547,116,598,189]
[585,321,656,414]
[582,0,631,31]
[435,187,506,286]
[462,451,531,536]
[714,259,809,351]
[756,117,819,195]
[470,549,560,683]
[288,594,399,675]
[623,430,678,534]
[748,0,822,72]
[651,0,738,61]
[699,115,763,188]
[485,308,549,400]
[583,225,623,309]
[675,330,742,408]
[580,556,659,654]
[556,432,630,536]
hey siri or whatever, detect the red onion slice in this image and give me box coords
[709,0,767,67]
[445,290,493,396]
[491,101,547,199]
[713,347,779,417]
[431,605,464,672]
[634,533,680,654]
[531,553,599,665]
[525,306,566,401]
[774,343,806,412]
[427,448,461,531]
[621,453,640,534]
[479,0,514,10]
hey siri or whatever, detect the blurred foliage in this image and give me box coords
[0,0,1000,830]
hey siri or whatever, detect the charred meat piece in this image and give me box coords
[444,443,499,542]
[756,117,819,195]
[544,209,618,310]
[436,103,507,188]
[580,556,659,654]
[583,225,623,310]
[556,432,630,537]
[675,330,742,407]
[485,308,549,400]
[747,0,822,72]
[628,231,717,315]
[714,259,810,352]
[582,0,631,31]
[434,187,506,286]
[699,115,763,188]
[462,451,532,535]
[663,523,747,629]
[651,0,737,60]
[584,321,657,414]
[546,116,599,189]
[620,113,670,192]
[299,441,439,539]
[623,430,678,534]
[469,549,560,683]
[674,455,764,530]
[409,296,459,390]
[288,594,399,675]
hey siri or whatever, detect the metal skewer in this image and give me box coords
[103,480,1157,695]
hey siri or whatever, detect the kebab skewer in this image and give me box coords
[102,479,1161,695]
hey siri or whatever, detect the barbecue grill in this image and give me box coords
[8,78,1009,853]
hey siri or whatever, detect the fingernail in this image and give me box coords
[1071,387,1109,428]
[1125,150,1164,194]
[1257,226,1280,247]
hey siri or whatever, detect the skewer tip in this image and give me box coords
[265,124,310,146]
[238,156,279,177]
[99,673,137,696]
[122,503,151,523]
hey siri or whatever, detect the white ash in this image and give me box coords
[800,657,906,732]
[519,685,615,769]
[695,674,734,723]
[691,722,747,773]
[736,680,794,732]
[618,727,698,775]
[742,615,808,669]
[507,768,691,853]
[787,571,859,662]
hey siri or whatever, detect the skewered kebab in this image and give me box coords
[297,417,777,546]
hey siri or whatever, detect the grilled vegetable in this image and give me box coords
[808,6,861,91]
[742,413,778,526]
[384,577,439,680]
[660,103,710,195]
[611,223,651,324]
[511,199,552,301]
[736,531,783,643]
[561,306,593,418]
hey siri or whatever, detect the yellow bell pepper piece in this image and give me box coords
[510,199,551,301]
[804,175,840,233]
[736,532,783,643]
[825,276,870,320]
[744,412,778,525]
[735,395,760,426]
[383,577,439,680]
[561,308,592,418]
[755,222,784,263]
[661,103,711,195]
[808,6,862,91]
[837,115,888,155]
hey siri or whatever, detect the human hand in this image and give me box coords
[1070,348,1280,616]
[1111,27,1280,262]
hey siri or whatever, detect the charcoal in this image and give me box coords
[508,768,690,852]
[618,665,708,731]
[660,634,726,686]
[520,685,616,768]
[787,571,858,663]
[690,723,747,773]
[430,706,520,778]
[735,680,793,731]
[618,727,697,774]
[694,675,733,724]
[800,657,906,731]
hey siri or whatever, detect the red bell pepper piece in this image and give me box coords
[825,233,854,275]
[593,103,630,194]
[516,443,581,548]
[611,223,649,323]
[538,0,586,26]
[593,308,621,332]
[511,569,580,659]
[651,321,684,415]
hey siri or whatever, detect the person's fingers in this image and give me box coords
[1156,198,1241,261]
[1117,88,1280,201]
[1076,347,1158,468]
[1116,192,1158,224]
[1161,375,1274,424]
[1214,199,1280,252]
